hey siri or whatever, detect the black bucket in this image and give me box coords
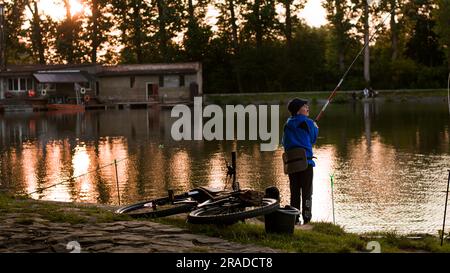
[264,205,300,234]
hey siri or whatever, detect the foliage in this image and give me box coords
[55,0,88,63]
[433,0,450,70]
[3,0,30,64]
[84,0,115,63]
[1,0,448,90]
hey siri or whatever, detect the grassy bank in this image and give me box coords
[204,89,448,105]
[154,216,450,253]
[0,193,130,225]
[1,193,449,253]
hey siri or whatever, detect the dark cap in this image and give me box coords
[287,98,308,116]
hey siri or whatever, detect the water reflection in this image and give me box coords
[0,100,449,235]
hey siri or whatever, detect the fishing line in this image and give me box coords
[447,72,449,115]
[27,157,129,196]
[315,3,396,122]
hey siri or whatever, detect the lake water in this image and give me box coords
[0,98,449,235]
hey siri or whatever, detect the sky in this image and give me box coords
[299,0,328,27]
[35,0,328,28]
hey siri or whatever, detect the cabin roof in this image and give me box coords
[0,62,201,77]
[33,71,91,83]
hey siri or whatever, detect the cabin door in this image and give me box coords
[146,83,158,101]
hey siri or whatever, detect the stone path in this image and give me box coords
[0,212,279,253]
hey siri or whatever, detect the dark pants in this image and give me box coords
[289,165,313,224]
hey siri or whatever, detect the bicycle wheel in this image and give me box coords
[187,197,279,225]
[115,196,197,218]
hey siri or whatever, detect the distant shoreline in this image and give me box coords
[204,89,449,105]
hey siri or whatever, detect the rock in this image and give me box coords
[113,240,148,246]
[129,226,157,233]
[101,225,126,232]
[14,245,50,253]
[1,201,280,253]
[84,243,115,252]
[108,246,150,253]
[10,234,30,240]
[112,235,150,242]
[158,227,185,233]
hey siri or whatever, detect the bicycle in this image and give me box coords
[115,152,280,225]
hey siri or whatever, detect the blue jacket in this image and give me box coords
[282,114,319,167]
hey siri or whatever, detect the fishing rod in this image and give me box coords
[315,2,396,122]
[447,72,449,115]
[441,170,450,246]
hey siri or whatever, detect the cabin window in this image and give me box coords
[159,75,164,87]
[79,82,91,89]
[43,83,56,91]
[179,75,185,87]
[7,77,34,92]
[7,78,20,91]
[130,76,135,88]
[19,78,26,91]
[26,78,33,90]
[164,75,179,88]
[96,81,100,96]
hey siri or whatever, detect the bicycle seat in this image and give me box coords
[198,186,223,195]
[188,187,220,202]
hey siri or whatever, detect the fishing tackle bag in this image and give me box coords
[282,147,308,174]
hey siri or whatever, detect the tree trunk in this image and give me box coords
[336,0,345,72]
[187,0,198,39]
[91,0,99,64]
[390,0,398,61]
[229,0,239,54]
[63,0,74,63]
[447,49,450,72]
[338,51,345,72]
[364,2,370,86]
[228,0,243,93]
[157,0,168,62]
[29,1,45,64]
[0,4,4,69]
[254,0,262,49]
[188,0,195,20]
[133,0,143,63]
[284,0,292,49]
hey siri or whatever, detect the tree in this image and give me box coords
[215,0,246,92]
[183,0,212,61]
[85,0,113,64]
[153,0,184,62]
[405,14,445,67]
[112,0,184,63]
[389,0,399,60]
[348,0,382,87]
[112,0,151,63]
[280,0,304,50]
[26,0,45,64]
[216,0,242,55]
[433,0,450,70]
[156,0,169,62]
[3,0,29,64]
[55,0,87,63]
[241,0,278,49]
[363,0,370,86]
[323,0,353,72]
